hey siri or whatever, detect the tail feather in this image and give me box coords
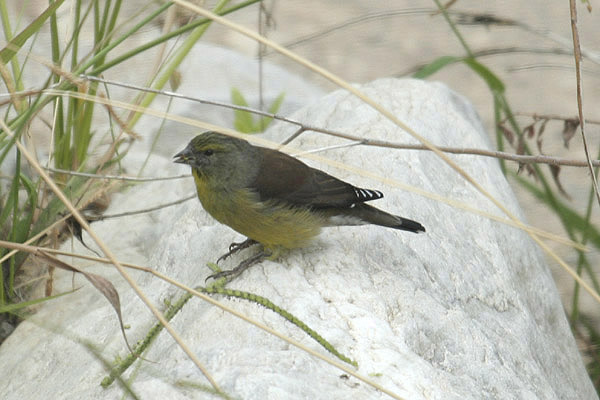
[327,204,425,233]
[365,206,425,233]
[393,216,426,233]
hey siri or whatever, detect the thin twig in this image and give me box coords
[274,9,432,52]
[79,74,293,123]
[74,76,599,168]
[42,167,190,181]
[398,47,583,77]
[568,0,600,207]
[454,11,600,64]
[292,141,363,156]
[350,142,600,168]
[506,63,599,76]
[514,112,600,126]
[97,195,196,220]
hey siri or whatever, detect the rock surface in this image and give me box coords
[1,77,594,399]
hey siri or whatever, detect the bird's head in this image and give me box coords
[174,131,259,188]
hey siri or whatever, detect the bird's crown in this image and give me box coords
[188,131,247,153]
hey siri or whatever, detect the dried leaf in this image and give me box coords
[85,197,109,215]
[562,118,579,148]
[525,164,538,180]
[549,165,572,200]
[523,123,535,139]
[516,135,526,173]
[45,265,54,297]
[36,250,133,353]
[498,123,515,146]
[65,215,84,243]
[516,135,525,155]
[65,214,101,257]
[536,119,549,154]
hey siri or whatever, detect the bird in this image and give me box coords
[174,131,425,280]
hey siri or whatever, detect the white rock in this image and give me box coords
[0,78,594,400]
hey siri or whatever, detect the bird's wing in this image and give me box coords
[249,148,383,208]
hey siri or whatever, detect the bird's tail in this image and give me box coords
[327,204,425,233]
[391,215,426,233]
[365,204,425,233]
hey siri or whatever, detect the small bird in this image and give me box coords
[174,131,425,280]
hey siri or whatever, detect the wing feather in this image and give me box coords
[249,148,382,208]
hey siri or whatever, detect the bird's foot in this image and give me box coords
[216,238,258,264]
[207,251,268,282]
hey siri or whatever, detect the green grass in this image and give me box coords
[0,0,261,323]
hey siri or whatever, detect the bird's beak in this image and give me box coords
[173,145,192,165]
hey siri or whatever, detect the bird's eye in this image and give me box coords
[203,149,214,156]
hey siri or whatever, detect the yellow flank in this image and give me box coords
[192,170,324,250]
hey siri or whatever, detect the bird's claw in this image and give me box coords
[216,238,258,264]
[206,250,267,282]
[205,269,235,283]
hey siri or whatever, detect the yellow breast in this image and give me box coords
[192,171,324,250]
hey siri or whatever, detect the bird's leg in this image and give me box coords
[207,250,268,282]
[216,238,258,264]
